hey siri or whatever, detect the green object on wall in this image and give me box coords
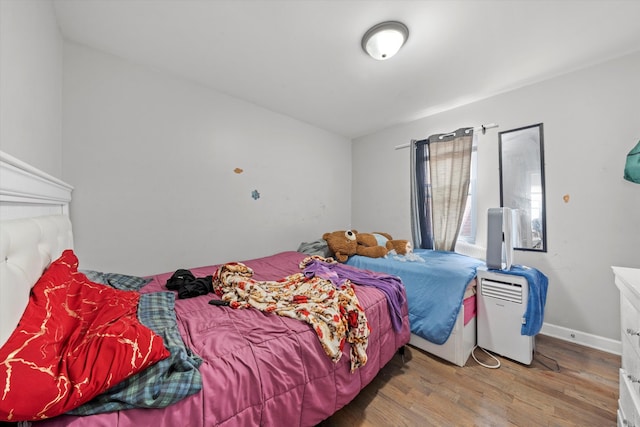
[624,141,640,184]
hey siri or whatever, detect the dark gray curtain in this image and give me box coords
[410,138,432,249]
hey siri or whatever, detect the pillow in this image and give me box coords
[0,250,170,422]
[67,292,203,414]
[80,269,151,291]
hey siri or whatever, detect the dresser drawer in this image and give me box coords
[622,294,640,356]
[623,331,640,390]
[620,369,640,427]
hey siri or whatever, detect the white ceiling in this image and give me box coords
[53,0,640,139]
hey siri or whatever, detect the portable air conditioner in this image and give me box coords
[486,207,516,270]
[476,267,534,365]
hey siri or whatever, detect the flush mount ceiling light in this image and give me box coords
[361,21,409,60]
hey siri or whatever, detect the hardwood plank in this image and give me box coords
[318,335,620,426]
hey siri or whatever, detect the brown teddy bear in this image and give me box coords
[322,230,412,262]
[322,229,359,262]
[385,239,413,255]
[354,232,389,259]
[361,232,412,256]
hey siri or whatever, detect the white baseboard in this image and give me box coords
[540,323,621,355]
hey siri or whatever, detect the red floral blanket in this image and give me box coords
[212,258,370,372]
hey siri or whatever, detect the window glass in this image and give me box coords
[457,144,477,243]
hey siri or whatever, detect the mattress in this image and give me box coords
[33,251,410,427]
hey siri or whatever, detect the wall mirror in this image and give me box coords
[499,123,547,252]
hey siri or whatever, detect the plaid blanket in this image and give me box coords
[80,270,152,291]
[67,277,202,415]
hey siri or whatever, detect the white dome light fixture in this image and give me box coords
[361,21,409,60]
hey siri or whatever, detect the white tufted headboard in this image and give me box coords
[0,151,74,348]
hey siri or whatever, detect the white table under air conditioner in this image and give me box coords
[613,266,640,427]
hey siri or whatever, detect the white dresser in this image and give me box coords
[614,266,640,427]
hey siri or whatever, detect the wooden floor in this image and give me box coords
[318,335,620,427]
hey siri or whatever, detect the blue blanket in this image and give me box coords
[346,249,483,345]
[489,265,548,336]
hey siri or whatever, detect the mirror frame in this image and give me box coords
[498,123,547,252]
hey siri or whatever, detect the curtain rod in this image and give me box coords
[394,123,499,150]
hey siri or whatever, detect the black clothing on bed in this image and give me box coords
[166,269,214,299]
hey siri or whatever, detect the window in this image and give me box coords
[411,129,476,251]
[457,143,477,244]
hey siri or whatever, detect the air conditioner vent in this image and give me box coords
[481,279,523,304]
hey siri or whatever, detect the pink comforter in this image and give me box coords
[37,251,410,427]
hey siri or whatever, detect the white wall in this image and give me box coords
[0,0,63,177]
[6,0,638,347]
[63,43,352,276]
[352,52,640,345]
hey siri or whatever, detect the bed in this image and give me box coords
[0,150,411,426]
[346,248,483,367]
